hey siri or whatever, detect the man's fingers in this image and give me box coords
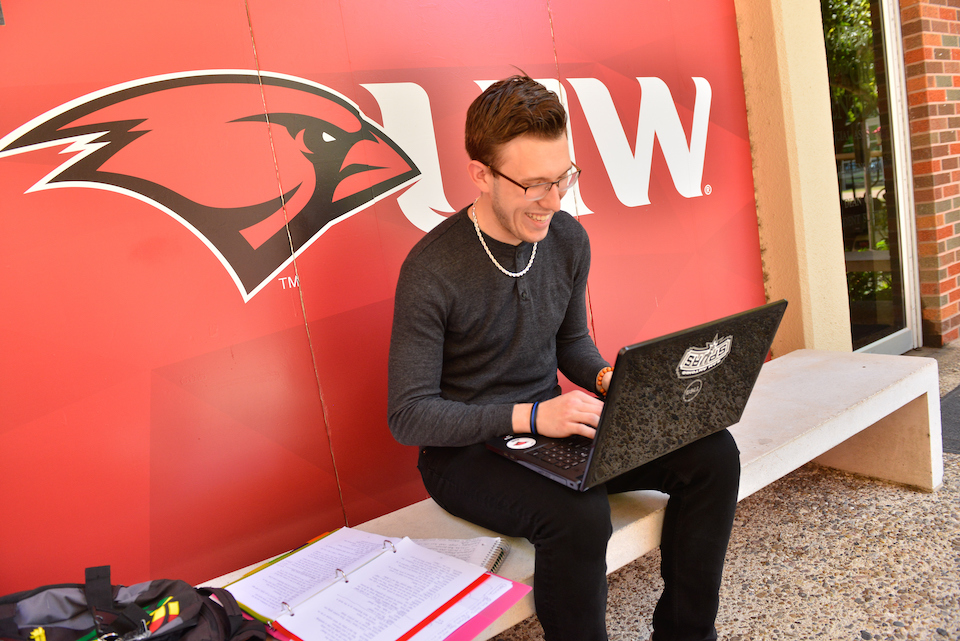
[535,391,604,438]
[573,423,598,439]
[567,394,603,425]
[574,409,601,428]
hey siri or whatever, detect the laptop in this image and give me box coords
[486,299,787,491]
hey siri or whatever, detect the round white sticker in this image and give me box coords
[506,437,537,450]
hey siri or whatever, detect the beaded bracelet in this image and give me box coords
[596,366,614,396]
[530,401,540,436]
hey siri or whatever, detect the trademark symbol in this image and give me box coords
[704,184,713,195]
[278,275,300,290]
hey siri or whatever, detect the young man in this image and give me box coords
[388,75,740,641]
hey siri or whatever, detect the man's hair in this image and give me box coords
[465,75,567,168]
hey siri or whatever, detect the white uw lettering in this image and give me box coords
[568,77,711,207]
[360,82,453,232]
[365,77,712,231]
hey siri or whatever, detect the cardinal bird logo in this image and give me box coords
[0,70,420,300]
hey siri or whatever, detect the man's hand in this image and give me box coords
[513,391,604,439]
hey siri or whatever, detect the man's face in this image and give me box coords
[487,134,573,246]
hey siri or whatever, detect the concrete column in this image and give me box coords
[734,0,853,355]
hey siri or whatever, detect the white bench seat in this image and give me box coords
[355,349,944,639]
[204,349,943,640]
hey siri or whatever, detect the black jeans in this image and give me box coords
[417,429,741,641]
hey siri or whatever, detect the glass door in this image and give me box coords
[822,0,920,353]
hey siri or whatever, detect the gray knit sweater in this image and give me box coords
[387,205,610,448]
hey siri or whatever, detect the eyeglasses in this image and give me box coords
[488,163,581,201]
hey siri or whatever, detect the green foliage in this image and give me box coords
[823,1,900,312]
[847,269,893,302]
[822,0,877,134]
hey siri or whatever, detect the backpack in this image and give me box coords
[0,566,266,641]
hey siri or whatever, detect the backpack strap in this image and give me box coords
[81,567,151,637]
[84,566,114,633]
[197,588,243,638]
[84,567,113,612]
[111,603,151,637]
[197,588,265,641]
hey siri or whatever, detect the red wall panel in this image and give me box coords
[0,0,765,592]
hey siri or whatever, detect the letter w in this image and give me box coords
[567,77,711,207]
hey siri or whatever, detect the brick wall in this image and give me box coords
[901,0,960,345]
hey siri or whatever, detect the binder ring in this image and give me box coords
[383,540,397,553]
[280,601,294,617]
[335,568,349,583]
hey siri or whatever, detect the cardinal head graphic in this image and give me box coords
[0,70,420,300]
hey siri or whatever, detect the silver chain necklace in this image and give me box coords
[470,198,538,278]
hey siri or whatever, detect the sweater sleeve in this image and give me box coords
[387,258,514,447]
[555,226,610,392]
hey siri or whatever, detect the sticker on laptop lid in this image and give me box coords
[676,334,733,379]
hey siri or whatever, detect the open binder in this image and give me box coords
[224,528,526,641]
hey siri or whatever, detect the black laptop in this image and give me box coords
[486,300,787,491]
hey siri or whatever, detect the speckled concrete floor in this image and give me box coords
[492,346,960,641]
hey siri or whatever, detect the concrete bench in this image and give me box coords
[353,349,944,639]
[203,349,943,639]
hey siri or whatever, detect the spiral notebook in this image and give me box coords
[412,536,510,573]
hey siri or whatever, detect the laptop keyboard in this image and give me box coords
[529,437,591,470]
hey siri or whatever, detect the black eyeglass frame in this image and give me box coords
[487,163,581,201]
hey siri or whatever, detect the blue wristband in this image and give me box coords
[530,402,539,436]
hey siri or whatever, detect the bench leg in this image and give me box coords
[813,392,944,492]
